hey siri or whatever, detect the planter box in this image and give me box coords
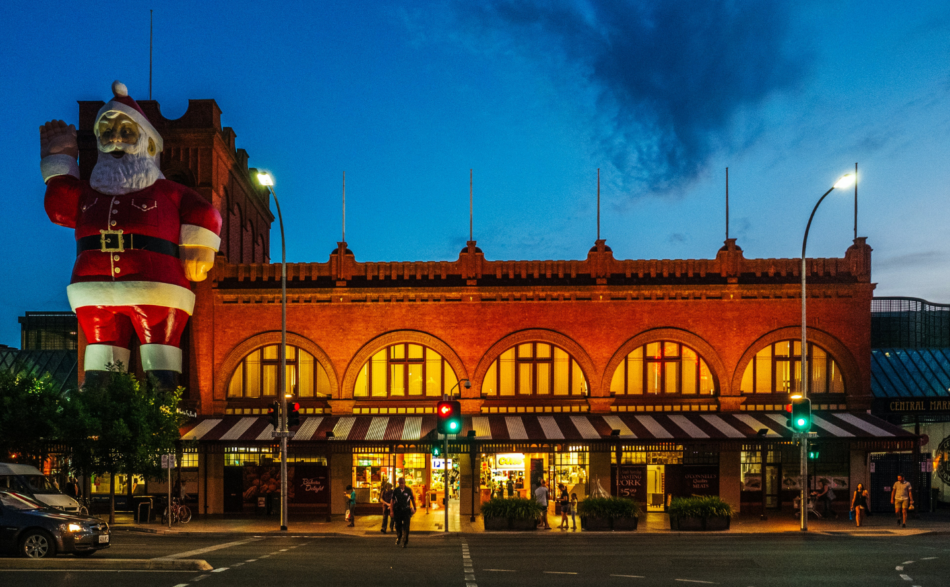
[483,517,538,531]
[670,516,730,531]
[611,516,639,531]
[582,516,612,531]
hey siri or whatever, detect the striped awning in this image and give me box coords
[180,411,911,443]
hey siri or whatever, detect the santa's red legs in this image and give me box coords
[41,81,222,391]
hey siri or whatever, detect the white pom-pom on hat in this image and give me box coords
[112,80,128,98]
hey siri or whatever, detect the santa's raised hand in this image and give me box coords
[40,119,78,159]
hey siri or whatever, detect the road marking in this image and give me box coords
[173,584,190,587]
[611,575,645,579]
[902,561,915,565]
[232,562,245,567]
[192,575,210,582]
[675,581,716,585]
[211,568,228,573]
[246,559,257,563]
[280,549,289,552]
[922,557,937,560]
[544,571,578,575]
[896,566,904,571]
[259,555,271,559]
[900,575,912,581]
[153,539,258,560]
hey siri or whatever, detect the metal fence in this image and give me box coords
[871,297,950,348]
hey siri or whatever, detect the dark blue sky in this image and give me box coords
[2,0,949,346]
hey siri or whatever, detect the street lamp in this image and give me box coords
[798,172,855,532]
[442,379,471,533]
[256,170,289,532]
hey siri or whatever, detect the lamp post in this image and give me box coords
[256,171,289,532]
[798,173,855,532]
[444,379,471,532]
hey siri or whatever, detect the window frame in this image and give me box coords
[354,343,456,399]
[483,342,588,397]
[227,344,330,400]
[613,341,716,396]
[742,340,844,394]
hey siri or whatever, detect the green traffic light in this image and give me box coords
[796,417,807,427]
[450,422,458,430]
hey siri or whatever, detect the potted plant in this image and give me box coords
[668,496,733,531]
[480,497,544,531]
[577,497,640,531]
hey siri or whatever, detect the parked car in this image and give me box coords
[0,463,81,513]
[0,490,110,558]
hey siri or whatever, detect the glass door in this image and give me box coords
[765,464,781,509]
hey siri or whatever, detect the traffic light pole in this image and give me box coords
[800,436,807,532]
[444,434,449,533]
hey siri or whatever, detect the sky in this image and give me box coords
[1,0,949,347]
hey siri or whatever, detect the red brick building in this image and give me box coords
[73,98,912,521]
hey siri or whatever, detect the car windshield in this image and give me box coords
[21,475,61,494]
[0,491,43,510]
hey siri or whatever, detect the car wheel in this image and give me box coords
[20,530,56,558]
[74,550,96,557]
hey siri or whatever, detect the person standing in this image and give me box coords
[65,477,82,500]
[392,477,416,548]
[506,476,514,498]
[570,493,579,531]
[535,479,550,529]
[815,480,837,519]
[558,484,570,530]
[345,484,357,528]
[379,480,395,534]
[891,474,914,528]
[850,483,869,527]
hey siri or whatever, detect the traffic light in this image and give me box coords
[808,447,820,460]
[267,401,280,428]
[431,444,443,458]
[288,402,301,427]
[436,400,462,435]
[788,398,812,433]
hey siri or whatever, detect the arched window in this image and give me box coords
[354,343,458,398]
[740,340,844,394]
[609,342,715,395]
[227,345,331,399]
[482,343,587,396]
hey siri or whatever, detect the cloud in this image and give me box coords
[458,0,807,196]
[669,233,688,244]
[874,251,945,271]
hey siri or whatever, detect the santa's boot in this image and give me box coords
[147,370,180,392]
[81,370,112,391]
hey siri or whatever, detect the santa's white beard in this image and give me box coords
[90,135,163,195]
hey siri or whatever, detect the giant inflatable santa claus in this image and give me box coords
[40,81,222,390]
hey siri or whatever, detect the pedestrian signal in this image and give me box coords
[436,400,462,435]
[431,444,443,458]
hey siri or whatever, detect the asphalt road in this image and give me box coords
[3,531,950,586]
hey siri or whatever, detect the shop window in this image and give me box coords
[739,340,844,394]
[609,342,715,396]
[352,452,427,504]
[482,342,588,396]
[227,344,332,399]
[554,451,589,492]
[353,344,458,398]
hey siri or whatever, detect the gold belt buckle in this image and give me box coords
[99,229,125,253]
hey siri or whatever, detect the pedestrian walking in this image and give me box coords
[850,483,869,527]
[392,477,416,548]
[535,479,550,529]
[815,479,837,519]
[570,493,578,531]
[890,474,914,528]
[558,484,570,530]
[380,480,395,533]
[345,484,357,527]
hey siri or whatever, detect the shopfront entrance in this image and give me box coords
[646,465,665,512]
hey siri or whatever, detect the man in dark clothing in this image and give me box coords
[379,480,395,533]
[391,477,416,548]
[65,477,82,500]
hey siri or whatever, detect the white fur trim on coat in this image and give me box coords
[140,344,183,373]
[67,281,196,315]
[180,224,221,251]
[41,154,80,182]
[84,344,131,372]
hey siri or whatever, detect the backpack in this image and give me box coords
[393,487,413,512]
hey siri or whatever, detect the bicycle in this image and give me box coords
[75,495,91,517]
[161,497,192,524]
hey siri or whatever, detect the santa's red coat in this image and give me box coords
[45,175,222,314]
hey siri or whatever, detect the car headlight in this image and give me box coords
[61,523,83,533]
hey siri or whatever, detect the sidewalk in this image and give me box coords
[110,507,950,537]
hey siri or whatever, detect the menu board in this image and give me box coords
[612,465,647,502]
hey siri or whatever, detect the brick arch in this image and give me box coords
[340,331,469,400]
[471,329,597,398]
[730,327,859,397]
[602,328,727,397]
[216,331,339,400]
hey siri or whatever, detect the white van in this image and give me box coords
[0,463,81,513]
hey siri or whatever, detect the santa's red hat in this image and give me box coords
[95,81,163,152]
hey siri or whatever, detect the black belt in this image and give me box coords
[77,231,179,257]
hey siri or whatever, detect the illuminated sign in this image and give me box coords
[432,459,454,469]
[496,453,525,470]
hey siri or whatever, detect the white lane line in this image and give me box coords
[246,559,257,563]
[483,569,516,572]
[153,539,259,560]
[611,574,645,578]
[211,568,228,573]
[902,561,915,565]
[675,581,716,585]
[461,539,476,587]
[192,575,210,582]
[280,549,289,552]
[173,584,190,587]
[259,555,271,559]
[543,571,578,575]
[900,575,913,581]
[232,562,245,567]
[896,566,904,571]
[922,557,937,560]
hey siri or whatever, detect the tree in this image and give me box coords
[64,366,183,524]
[0,370,64,466]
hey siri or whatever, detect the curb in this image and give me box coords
[0,558,212,571]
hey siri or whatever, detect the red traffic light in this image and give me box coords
[439,403,453,416]
[784,404,792,413]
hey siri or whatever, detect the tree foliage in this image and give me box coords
[0,371,65,466]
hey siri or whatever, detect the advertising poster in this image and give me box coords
[612,465,647,502]
[292,465,329,504]
[243,465,295,503]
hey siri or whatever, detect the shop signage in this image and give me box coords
[432,459,454,469]
[496,453,525,470]
[614,465,647,502]
[683,466,719,496]
[875,398,950,414]
[292,465,329,504]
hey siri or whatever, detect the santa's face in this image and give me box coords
[90,111,162,195]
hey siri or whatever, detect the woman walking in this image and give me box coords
[851,483,869,527]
